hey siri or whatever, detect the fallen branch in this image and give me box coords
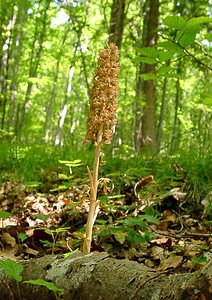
[0,251,211,300]
[149,225,212,239]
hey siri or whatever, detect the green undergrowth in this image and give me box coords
[0,142,211,260]
[0,142,211,202]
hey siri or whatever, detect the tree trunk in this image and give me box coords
[0,4,17,130]
[141,0,159,153]
[108,0,126,50]
[54,17,87,146]
[7,4,28,132]
[0,252,211,300]
[134,0,159,154]
[43,21,71,142]
[108,0,126,153]
[170,62,182,153]
[156,72,168,152]
[20,0,51,139]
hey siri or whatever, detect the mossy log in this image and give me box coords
[0,251,211,300]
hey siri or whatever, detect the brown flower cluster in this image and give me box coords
[85,43,119,144]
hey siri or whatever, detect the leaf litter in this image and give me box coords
[0,169,211,274]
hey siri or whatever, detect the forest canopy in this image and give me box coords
[0,0,211,157]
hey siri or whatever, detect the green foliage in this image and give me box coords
[192,254,208,264]
[23,279,64,293]
[163,16,186,29]
[0,259,64,299]
[18,232,28,244]
[0,211,13,218]
[0,259,23,282]
[39,227,70,254]
[138,16,212,81]
[96,210,158,247]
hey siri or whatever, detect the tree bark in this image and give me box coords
[134,0,159,154]
[0,252,211,300]
[141,0,159,153]
[0,4,17,130]
[156,72,168,152]
[170,62,182,153]
[7,4,28,132]
[108,0,126,50]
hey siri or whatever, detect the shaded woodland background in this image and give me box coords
[0,0,211,156]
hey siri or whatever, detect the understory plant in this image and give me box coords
[0,259,64,300]
[82,43,119,254]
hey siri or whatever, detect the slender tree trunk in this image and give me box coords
[133,0,145,153]
[108,0,126,50]
[170,63,182,152]
[141,0,159,153]
[156,73,168,152]
[54,22,87,146]
[20,0,51,139]
[54,64,75,146]
[134,64,143,152]
[108,0,126,153]
[134,0,159,154]
[7,5,27,132]
[80,47,90,95]
[0,5,17,130]
[43,21,71,142]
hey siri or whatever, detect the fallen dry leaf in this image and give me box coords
[23,245,39,256]
[170,188,187,202]
[1,232,16,247]
[151,246,167,261]
[157,254,183,271]
[0,244,19,260]
[150,237,172,249]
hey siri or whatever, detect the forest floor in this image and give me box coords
[0,156,211,277]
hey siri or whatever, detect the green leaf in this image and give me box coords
[157,51,174,61]
[123,216,147,227]
[138,47,160,58]
[18,232,28,243]
[186,17,212,28]
[205,33,212,42]
[163,16,186,29]
[178,32,197,47]
[24,181,41,188]
[140,214,159,224]
[0,259,23,282]
[63,248,79,258]
[160,73,182,78]
[58,159,82,167]
[58,173,69,180]
[95,219,108,224]
[138,57,157,64]
[192,255,207,264]
[114,230,127,244]
[35,213,49,221]
[23,279,64,292]
[203,98,212,105]
[176,25,199,48]
[158,41,183,53]
[141,73,156,80]
[126,228,147,243]
[157,66,173,74]
[0,211,13,218]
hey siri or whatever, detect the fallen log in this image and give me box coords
[0,251,211,300]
